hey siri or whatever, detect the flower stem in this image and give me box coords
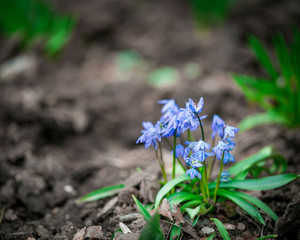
[155,144,167,184]
[213,152,225,205]
[172,130,177,180]
[165,138,186,171]
[202,162,210,199]
[196,114,210,198]
[207,137,216,180]
[196,114,205,141]
[199,179,208,204]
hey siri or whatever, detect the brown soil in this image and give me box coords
[0,0,300,239]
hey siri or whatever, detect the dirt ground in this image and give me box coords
[0,0,300,239]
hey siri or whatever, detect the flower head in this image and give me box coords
[186,97,204,114]
[185,168,202,179]
[220,170,231,183]
[223,125,239,140]
[158,99,180,123]
[136,121,162,150]
[185,140,210,153]
[185,153,204,167]
[212,140,231,160]
[211,114,225,139]
[172,144,185,158]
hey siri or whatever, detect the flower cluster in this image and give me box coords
[136,98,239,181]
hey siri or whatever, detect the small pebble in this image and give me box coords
[224,223,236,230]
[237,223,246,231]
[201,227,215,235]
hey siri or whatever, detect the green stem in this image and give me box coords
[202,162,210,199]
[155,145,167,184]
[196,114,205,141]
[199,179,208,204]
[207,137,216,180]
[172,130,177,180]
[187,129,194,141]
[213,152,225,205]
[165,138,186,171]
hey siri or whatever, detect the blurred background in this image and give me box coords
[0,0,300,238]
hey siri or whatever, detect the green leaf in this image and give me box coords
[228,146,286,180]
[139,212,164,240]
[207,233,216,240]
[255,234,278,240]
[219,189,278,221]
[180,199,203,212]
[215,174,299,191]
[210,218,231,240]
[155,175,190,208]
[185,206,200,220]
[249,36,278,80]
[216,191,265,225]
[229,146,273,179]
[77,184,125,203]
[238,112,289,132]
[132,195,151,221]
[166,192,202,205]
[169,225,181,240]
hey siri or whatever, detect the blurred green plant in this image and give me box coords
[0,0,75,56]
[189,0,235,28]
[232,30,300,131]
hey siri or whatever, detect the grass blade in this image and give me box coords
[217,190,265,225]
[139,212,164,240]
[155,175,190,208]
[211,218,231,240]
[166,192,202,205]
[256,234,277,240]
[169,224,181,240]
[249,36,278,79]
[209,174,299,191]
[219,189,278,221]
[238,112,289,132]
[132,195,151,221]
[77,184,125,203]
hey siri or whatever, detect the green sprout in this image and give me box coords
[0,0,75,56]
[232,29,300,131]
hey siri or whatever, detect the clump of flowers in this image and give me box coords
[137,97,239,205]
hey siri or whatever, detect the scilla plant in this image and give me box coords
[136,97,299,225]
[232,29,300,131]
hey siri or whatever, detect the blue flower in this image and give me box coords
[223,126,239,140]
[186,97,204,114]
[185,168,202,179]
[158,99,179,114]
[162,115,178,137]
[172,144,185,158]
[212,141,231,160]
[223,151,235,164]
[185,153,204,167]
[177,108,207,133]
[220,170,231,183]
[185,140,210,153]
[136,121,162,150]
[211,114,225,139]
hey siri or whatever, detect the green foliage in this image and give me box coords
[0,0,75,55]
[139,212,164,240]
[154,147,298,225]
[232,30,300,130]
[255,235,278,240]
[154,175,190,208]
[169,225,181,240]
[228,146,287,180]
[132,195,151,221]
[189,0,235,28]
[77,184,125,203]
[210,218,231,240]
